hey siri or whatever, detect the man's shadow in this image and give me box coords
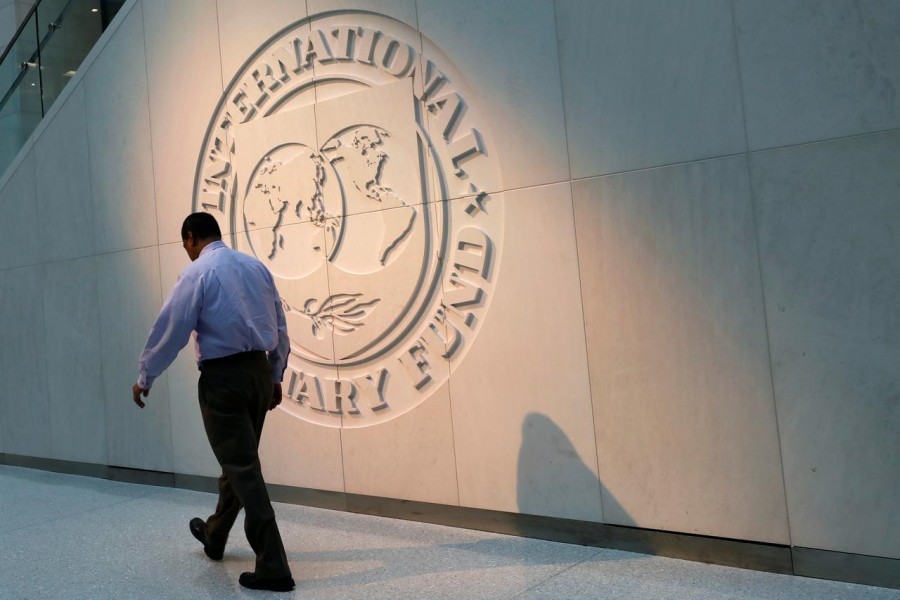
[516,412,615,523]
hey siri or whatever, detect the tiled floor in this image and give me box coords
[0,465,897,599]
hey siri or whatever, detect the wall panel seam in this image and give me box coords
[138,0,176,479]
[80,23,115,468]
[29,150,52,460]
[549,0,573,183]
[413,0,462,507]
[729,0,793,549]
[139,0,160,251]
[747,126,900,157]
[562,177,604,520]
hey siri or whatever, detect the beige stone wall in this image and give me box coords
[0,0,898,562]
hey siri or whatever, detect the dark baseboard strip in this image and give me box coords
[1,453,896,589]
[107,466,174,488]
[173,473,220,494]
[269,483,348,512]
[793,547,900,589]
[342,493,793,574]
[172,472,348,511]
[1,453,108,479]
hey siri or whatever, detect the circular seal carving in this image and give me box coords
[194,12,503,427]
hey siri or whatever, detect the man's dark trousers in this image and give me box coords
[197,351,291,578]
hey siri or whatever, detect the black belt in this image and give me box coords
[199,350,266,369]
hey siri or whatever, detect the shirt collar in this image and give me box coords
[200,240,227,257]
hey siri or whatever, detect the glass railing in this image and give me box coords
[0,0,125,177]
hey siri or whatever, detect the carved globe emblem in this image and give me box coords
[244,127,417,278]
[194,12,504,427]
[243,143,342,278]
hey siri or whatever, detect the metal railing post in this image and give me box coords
[34,3,45,117]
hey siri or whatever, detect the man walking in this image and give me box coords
[132,212,295,592]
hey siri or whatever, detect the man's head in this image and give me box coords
[181,212,222,261]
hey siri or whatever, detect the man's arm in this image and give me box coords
[133,273,202,408]
[267,294,290,411]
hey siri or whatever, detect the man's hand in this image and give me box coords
[132,383,149,409]
[269,383,282,411]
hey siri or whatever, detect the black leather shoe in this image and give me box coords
[239,572,295,592]
[189,518,224,561]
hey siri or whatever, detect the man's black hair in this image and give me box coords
[181,212,222,241]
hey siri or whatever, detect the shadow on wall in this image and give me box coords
[517,412,630,526]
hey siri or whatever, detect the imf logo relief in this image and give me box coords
[193,12,503,427]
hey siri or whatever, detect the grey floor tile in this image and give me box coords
[1,468,898,599]
[516,549,900,600]
[0,465,158,535]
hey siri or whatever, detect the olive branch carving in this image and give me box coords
[294,293,381,339]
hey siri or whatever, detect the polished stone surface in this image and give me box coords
[735,0,900,150]
[95,247,174,473]
[751,130,900,559]
[308,0,417,27]
[0,148,39,271]
[556,0,746,178]
[33,85,96,263]
[417,0,570,193]
[446,186,602,522]
[340,383,461,505]
[0,265,51,459]
[42,257,108,464]
[84,3,159,255]
[1,465,896,600]
[573,157,789,544]
[143,0,225,245]
[215,0,310,84]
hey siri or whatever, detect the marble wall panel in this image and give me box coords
[245,221,339,375]
[340,383,459,504]
[230,100,320,236]
[258,410,345,492]
[0,114,22,183]
[33,85,95,263]
[417,0,569,195]
[324,198,450,420]
[210,4,315,244]
[324,204,434,372]
[446,185,602,522]
[319,195,448,503]
[325,200,456,501]
[0,264,51,458]
[42,257,107,464]
[299,10,438,216]
[574,156,789,544]
[240,219,346,488]
[0,149,39,270]
[215,0,310,85]
[143,0,225,246]
[84,3,158,255]
[96,247,173,472]
[555,0,746,179]
[735,0,900,151]
[307,0,417,27]
[313,78,424,220]
[156,242,218,477]
[751,131,900,559]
